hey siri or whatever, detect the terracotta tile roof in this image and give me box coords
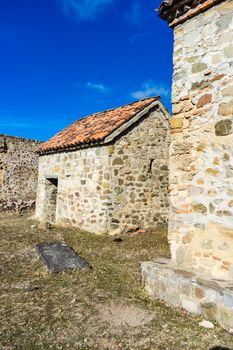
[38,96,160,154]
[158,0,224,27]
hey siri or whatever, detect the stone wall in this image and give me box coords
[36,146,112,233]
[109,108,169,230]
[0,135,41,211]
[169,0,233,280]
[35,107,170,233]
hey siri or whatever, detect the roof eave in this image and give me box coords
[158,0,225,28]
[37,139,102,155]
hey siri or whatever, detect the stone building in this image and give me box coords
[0,134,41,211]
[142,0,233,331]
[35,97,170,233]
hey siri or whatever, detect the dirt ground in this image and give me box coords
[0,212,232,350]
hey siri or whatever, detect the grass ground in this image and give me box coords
[0,212,232,350]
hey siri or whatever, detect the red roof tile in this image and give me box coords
[159,0,224,27]
[38,96,160,153]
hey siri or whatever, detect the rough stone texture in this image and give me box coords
[0,135,41,212]
[35,108,170,233]
[142,0,233,332]
[169,0,233,280]
[142,260,233,332]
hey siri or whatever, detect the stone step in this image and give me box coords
[141,258,233,332]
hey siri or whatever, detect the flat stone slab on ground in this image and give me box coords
[36,241,90,272]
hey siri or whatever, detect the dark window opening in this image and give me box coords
[47,178,58,187]
[149,159,154,173]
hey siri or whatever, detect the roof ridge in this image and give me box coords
[72,96,160,124]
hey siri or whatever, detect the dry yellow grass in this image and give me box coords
[0,212,232,350]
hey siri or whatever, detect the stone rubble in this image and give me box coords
[199,320,215,329]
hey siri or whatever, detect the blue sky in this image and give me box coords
[0,0,173,141]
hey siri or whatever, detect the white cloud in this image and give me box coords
[86,82,110,93]
[59,0,115,20]
[125,1,141,26]
[131,81,170,100]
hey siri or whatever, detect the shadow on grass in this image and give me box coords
[210,347,233,350]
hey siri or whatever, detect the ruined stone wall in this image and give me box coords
[36,108,170,233]
[109,108,169,231]
[169,0,233,279]
[0,135,41,211]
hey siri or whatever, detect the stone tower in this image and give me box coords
[165,0,233,279]
[142,0,233,330]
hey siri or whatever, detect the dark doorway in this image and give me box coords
[45,178,58,224]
